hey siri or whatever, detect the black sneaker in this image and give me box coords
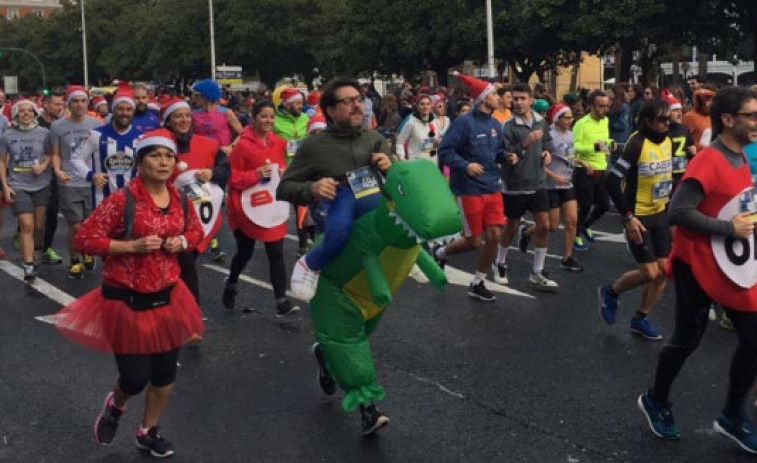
[360,404,390,436]
[135,426,175,458]
[311,343,336,396]
[431,244,446,270]
[276,299,301,318]
[94,392,124,445]
[468,281,496,302]
[492,263,508,285]
[560,256,583,272]
[23,264,36,283]
[222,278,237,310]
[518,224,531,253]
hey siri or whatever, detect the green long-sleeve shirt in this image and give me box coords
[277,126,389,205]
[572,114,612,170]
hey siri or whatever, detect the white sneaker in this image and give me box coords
[529,271,559,292]
[408,264,429,283]
[492,263,508,285]
[291,256,320,301]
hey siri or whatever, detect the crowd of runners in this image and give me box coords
[2,72,757,458]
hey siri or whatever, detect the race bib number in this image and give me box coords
[421,138,435,153]
[672,156,687,173]
[286,139,303,158]
[712,187,757,288]
[241,164,289,227]
[347,166,379,199]
[104,153,135,176]
[174,170,224,244]
[653,180,673,200]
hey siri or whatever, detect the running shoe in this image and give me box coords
[637,390,680,439]
[573,236,588,251]
[136,426,175,458]
[68,263,84,279]
[291,256,319,301]
[23,264,36,283]
[580,227,596,244]
[276,299,301,318]
[94,392,125,445]
[209,238,226,262]
[529,271,559,292]
[311,343,336,396]
[360,404,390,436]
[468,281,496,302]
[631,317,663,340]
[598,284,618,326]
[517,224,531,253]
[41,248,62,264]
[222,278,237,310]
[714,413,757,454]
[720,312,734,331]
[560,256,583,272]
[431,244,447,270]
[83,254,96,271]
[492,263,508,285]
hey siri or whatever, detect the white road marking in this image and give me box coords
[203,263,307,301]
[408,373,465,400]
[0,260,74,325]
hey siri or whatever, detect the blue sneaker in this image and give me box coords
[631,316,663,340]
[637,390,680,439]
[598,284,618,326]
[714,413,757,454]
[573,236,588,251]
[581,228,596,244]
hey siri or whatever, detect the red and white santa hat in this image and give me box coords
[65,85,89,104]
[11,99,38,119]
[452,71,495,106]
[281,87,303,105]
[307,113,326,134]
[92,96,108,109]
[135,128,177,157]
[147,98,160,112]
[160,96,191,125]
[111,84,135,110]
[661,89,682,110]
[547,104,571,124]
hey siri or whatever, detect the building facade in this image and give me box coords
[0,0,61,19]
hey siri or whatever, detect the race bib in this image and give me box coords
[347,166,379,199]
[653,180,673,200]
[174,170,224,246]
[104,152,135,176]
[672,156,687,173]
[286,139,303,158]
[712,187,757,288]
[421,137,435,153]
[241,164,289,227]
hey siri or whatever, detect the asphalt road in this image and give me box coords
[0,206,754,463]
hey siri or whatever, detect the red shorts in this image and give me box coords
[457,193,506,238]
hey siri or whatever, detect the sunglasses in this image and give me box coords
[655,116,671,124]
[735,112,757,121]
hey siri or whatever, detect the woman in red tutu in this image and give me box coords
[54,128,204,458]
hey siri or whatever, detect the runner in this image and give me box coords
[395,94,439,164]
[683,86,715,151]
[493,83,559,291]
[492,86,513,126]
[637,86,757,455]
[518,103,582,271]
[599,99,674,340]
[131,85,161,132]
[661,90,696,188]
[36,90,66,265]
[191,79,243,148]
[50,86,102,279]
[0,100,52,281]
[571,90,615,251]
[434,71,507,302]
[222,99,300,316]
[54,129,205,458]
[432,94,451,139]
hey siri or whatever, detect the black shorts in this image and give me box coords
[627,212,671,264]
[548,188,577,209]
[503,189,551,220]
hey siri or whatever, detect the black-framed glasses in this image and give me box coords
[735,112,757,121]
[336,96,365,106]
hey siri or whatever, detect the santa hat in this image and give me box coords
[307,113,326,134]
[307,91,321,106]
[661,89,682,110]
[160,96,191,125]
[547,104,570,124]
[281,87,303,105]
[147,98,160,112]
[65,85,88,104]
[452,71,495,106]
[191,79,221,103]
[111,84,135,110]
[11,99,38,119]
[135,128,177,158]
[92,96,108,109]
[429,94,443,105]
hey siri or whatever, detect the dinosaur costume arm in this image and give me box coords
[363,255,392,306]
[416,249,447,291]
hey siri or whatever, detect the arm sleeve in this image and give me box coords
[605,135,642,216]
[668,178,735,236]
[210,148,231,187]
[227,145,260,190]
[437,120,470,171]
[571,119,593,156]
[395,119,411,157]
[181,198,205,249]
[542,121,555,154]
[276,142,315,205]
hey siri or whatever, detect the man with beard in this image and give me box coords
[131,85,161,132]
[278,77,391,302]
[36,91,66,264]
[72,87,141,207]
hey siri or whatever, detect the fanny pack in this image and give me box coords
[101,284,174,311]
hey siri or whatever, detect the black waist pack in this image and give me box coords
[101,284,174,311]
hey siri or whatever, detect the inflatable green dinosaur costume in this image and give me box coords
[310,160,462,412]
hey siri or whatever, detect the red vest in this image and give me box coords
[670,146,757,311]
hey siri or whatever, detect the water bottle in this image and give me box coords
[261,158,271,184]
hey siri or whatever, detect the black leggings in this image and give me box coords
[178,250,200,303]
[573,168,610,230]
[651,259,757,418]
[43,175,58,250]
[114,349,180,396]
[228,229,286,300]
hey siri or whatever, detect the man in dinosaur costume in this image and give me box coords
[309,159,461,435]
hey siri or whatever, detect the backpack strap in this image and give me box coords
[122,187,136,240]
[179,190,189,227]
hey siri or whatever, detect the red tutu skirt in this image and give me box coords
[55,280,204,354]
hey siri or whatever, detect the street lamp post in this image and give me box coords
[209,0,216,80]
[0,47,46,90]
[485,0,496,80]
[81,0,89,87]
